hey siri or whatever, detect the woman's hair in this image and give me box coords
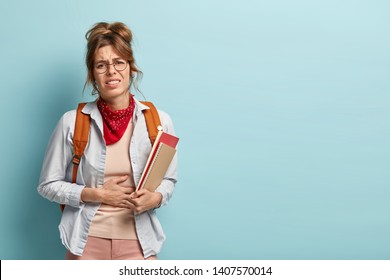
[84,22,143,94]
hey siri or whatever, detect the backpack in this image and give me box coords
[60,101,161,212]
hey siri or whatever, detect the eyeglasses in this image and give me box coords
[94,59,128,74]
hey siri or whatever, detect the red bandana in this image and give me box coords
[97,95,135,145]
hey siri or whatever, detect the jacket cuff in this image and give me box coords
[155,179,176,207]
[69,184,85,208]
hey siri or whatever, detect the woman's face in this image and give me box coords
[93,45,130,103]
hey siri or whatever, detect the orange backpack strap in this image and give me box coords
[60,102,90,212]
[72,103,91,182]
[140,101,161,146]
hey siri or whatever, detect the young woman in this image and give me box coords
[38,22,178,260]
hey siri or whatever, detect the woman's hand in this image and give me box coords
[128,189,163,214]
[81,175,135,208]
[100,175,137,208]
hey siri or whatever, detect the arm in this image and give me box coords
[38,111,137,209]
[37,111,84,208]
[81,175,135,208]
[154,110,178,207]
[130,110,178,213]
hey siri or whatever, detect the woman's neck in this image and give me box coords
[101,92,130,111]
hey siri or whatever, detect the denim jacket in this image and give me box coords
[38,98,178,257]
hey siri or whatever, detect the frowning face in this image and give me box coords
[93,45,131,104]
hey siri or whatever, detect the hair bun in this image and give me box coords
[86,22,133,45]
[109,22,132,44]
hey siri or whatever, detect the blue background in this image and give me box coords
[0,0,389,260]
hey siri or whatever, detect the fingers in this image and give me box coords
[127,190,159,214]
[111,175,129,184]
[127,194,141,209]
[123,188,134,195]
[129,192,137,200]
[127,199,136,208]
[119,199,136,209]
[117,193,136,208]
[130,189,148,199]
[125,197,145,213]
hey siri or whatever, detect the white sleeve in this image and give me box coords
[154,110,178,207]
[37,111,84,208]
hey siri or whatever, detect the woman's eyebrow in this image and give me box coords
[95,57,122,63]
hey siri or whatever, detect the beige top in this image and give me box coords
[88,121,138,240]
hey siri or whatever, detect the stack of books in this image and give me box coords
[136,130,179,191]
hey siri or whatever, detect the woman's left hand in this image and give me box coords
[128,189,162,213]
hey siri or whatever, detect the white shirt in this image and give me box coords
[38,98,178,257]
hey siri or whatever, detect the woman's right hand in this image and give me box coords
[100,175,135,207]
[81,175,135,208]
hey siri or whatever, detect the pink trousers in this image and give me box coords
[65,236,157,260]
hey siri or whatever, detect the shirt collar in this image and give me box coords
[81,97,150,119]
[81,99,99,120]
[133,97,150,116]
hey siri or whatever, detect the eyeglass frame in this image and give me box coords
[94,59,129,74]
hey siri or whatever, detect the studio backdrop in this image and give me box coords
[0,0,389,259]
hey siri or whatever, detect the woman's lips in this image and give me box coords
[105,79,121,88]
